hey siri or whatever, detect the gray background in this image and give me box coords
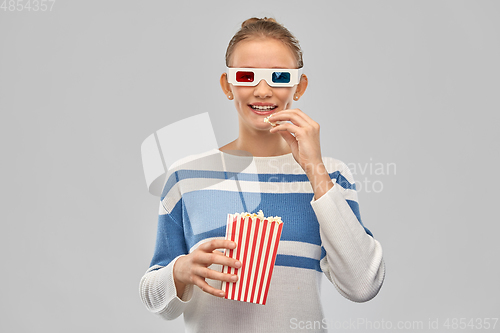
[1,0,499,332]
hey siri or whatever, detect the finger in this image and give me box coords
[269,122,302,137]
[269,110,309,128]
[192,276,227,298]
[193,266,239,284]
[212,249,239,260]
[194,250,242,268]
[271,108,318,128]
[212,249,225,255]
[200,239,237,253]
[283,108,319,127]
[278,130,299,148]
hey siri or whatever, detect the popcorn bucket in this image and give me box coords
[221,211,283,305]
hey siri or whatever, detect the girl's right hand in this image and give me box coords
[172,239,241,298]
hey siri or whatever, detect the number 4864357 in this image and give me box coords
[1,0,56,11]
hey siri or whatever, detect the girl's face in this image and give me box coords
[227,38,299,132]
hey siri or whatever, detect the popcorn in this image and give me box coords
[264,115,286,127]
[239,210,282,223]
[221,210,283,305]
[263,115,277,127]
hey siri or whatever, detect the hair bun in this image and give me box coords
[226,16,303,68]
[241,17,278,28]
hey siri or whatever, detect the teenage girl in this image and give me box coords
[140,17,385,333]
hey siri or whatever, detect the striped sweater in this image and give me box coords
[139,149,385,333]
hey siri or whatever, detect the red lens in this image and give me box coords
[236,71,254,82]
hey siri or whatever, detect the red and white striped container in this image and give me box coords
[221,211,283,305]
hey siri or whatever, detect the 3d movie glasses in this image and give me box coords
[226,67,303,87]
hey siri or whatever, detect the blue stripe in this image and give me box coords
[335,171,356,191]
[275,254,322,272]
[172,169,359,185]
[162,168,372,246]
[346,199,373,237]
[186,225,226,250]
[161,169,358,201]
[167,197,183,228]
[149,213,188,268]
[180,191,323,248]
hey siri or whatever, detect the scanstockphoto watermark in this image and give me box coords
[346,158,397,194]
[265,158,396,194]
[290,317,499,330]
[290,317,424,330]
[140,113,397,196]
[1,0,56,11]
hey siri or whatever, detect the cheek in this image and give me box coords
[233,88,252,103]
[277,90,295,105]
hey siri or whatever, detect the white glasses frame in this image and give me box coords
[226,67,303,87]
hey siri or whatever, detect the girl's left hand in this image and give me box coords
[268,108,323,173]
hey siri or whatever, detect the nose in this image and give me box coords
[253,79,273,98]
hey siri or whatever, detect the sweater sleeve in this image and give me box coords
[310,159,385,302]
[139,171,194,320]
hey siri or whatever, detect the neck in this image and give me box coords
[227,118,292,157]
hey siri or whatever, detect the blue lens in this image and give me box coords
[272,72,291,83]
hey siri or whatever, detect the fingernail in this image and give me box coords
[235,261,241,268]
[219,291,225,297]
[231,275,238,282]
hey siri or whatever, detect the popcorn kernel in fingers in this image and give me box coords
[263,115,277,127]
[264,115,285,127]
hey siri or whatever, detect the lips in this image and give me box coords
[248,102,278,116]
[249,103,277,110]
[248,105,276,115]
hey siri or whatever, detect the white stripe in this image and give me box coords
[259,222,278,304]
[161,181,182,213]
[244,218,257,302]
[187,239,321,261]
[339,187,358,201]
[146,264,164,273]
[235,216,250,300]
[255,220,271,304]
[249,218,265,303]
[160,153,358,214]
[161,176,359,214]
[228,216,241,300]
[184,239,324,265]
[221,214,232,295]
[159,202,168,215]
[277,241,322,260]
[183,177,263,194]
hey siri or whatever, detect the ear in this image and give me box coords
[294,74,308,100]
[220,73,233,98]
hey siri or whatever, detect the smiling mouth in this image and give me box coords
[249,105,278,111]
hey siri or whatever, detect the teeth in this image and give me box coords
[251,105,276,111]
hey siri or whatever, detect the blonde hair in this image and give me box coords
[225,17,303,68]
